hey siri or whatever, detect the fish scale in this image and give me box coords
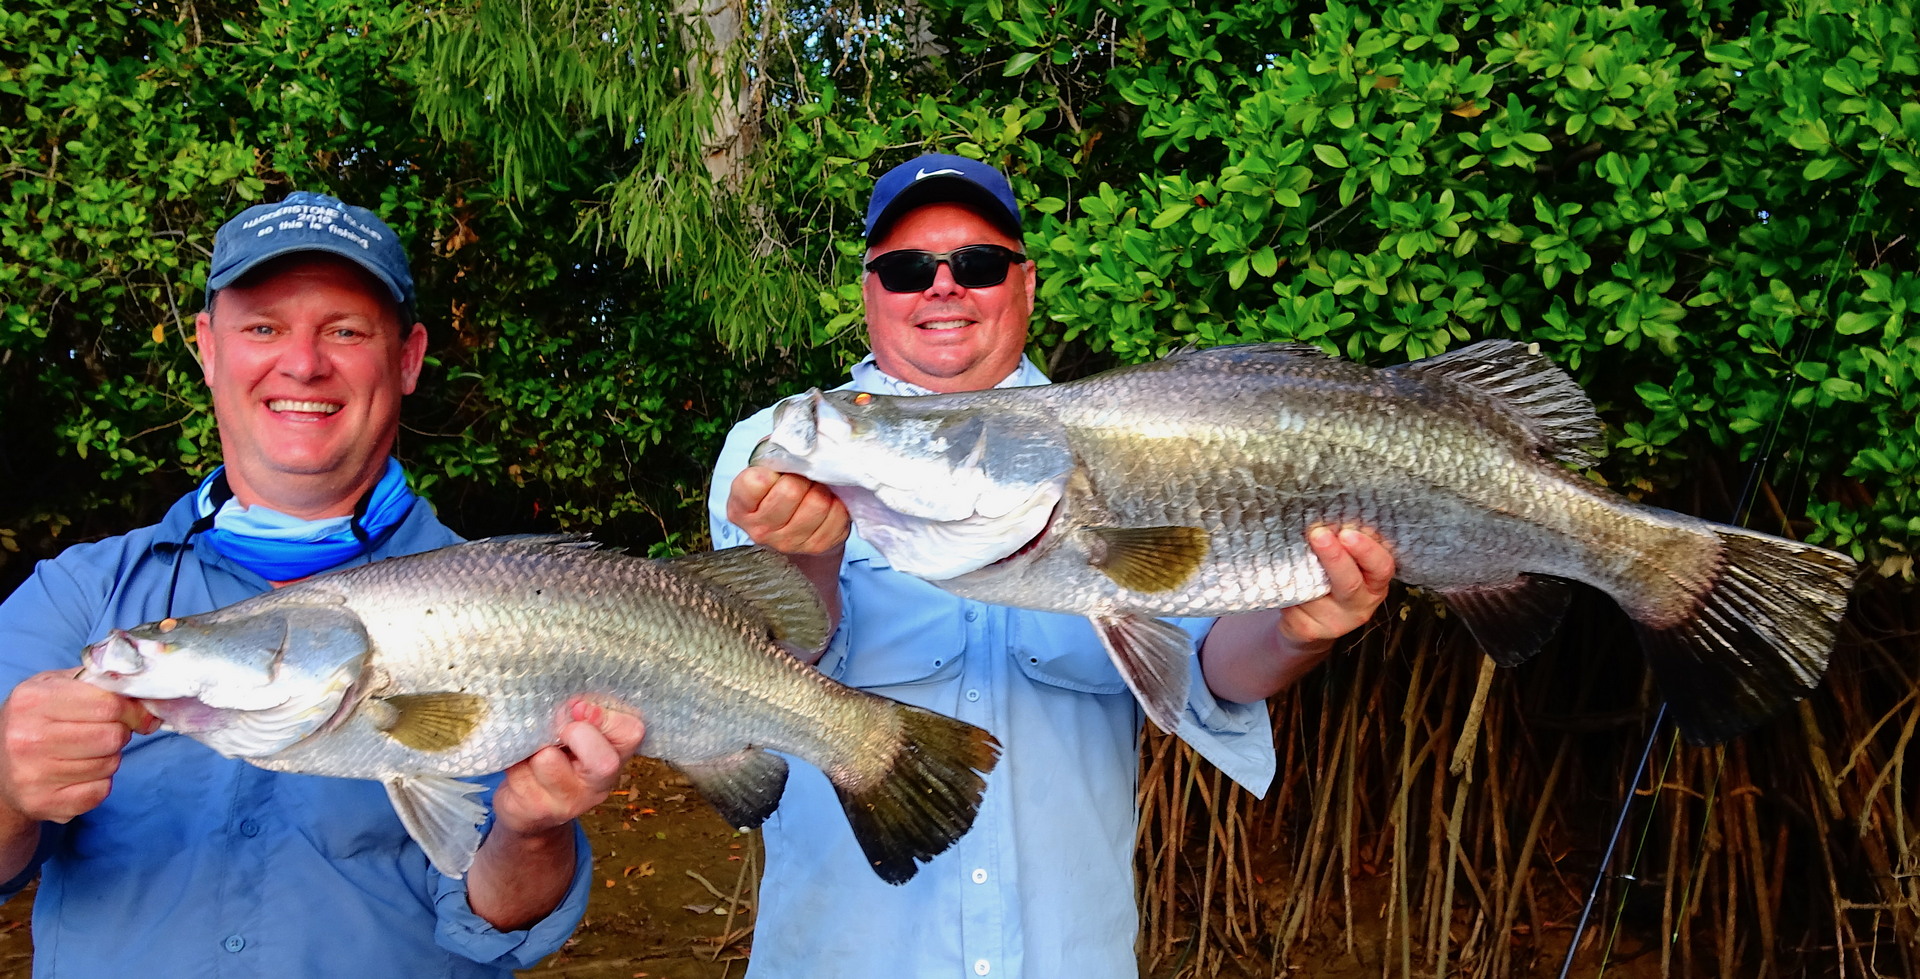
[751,340,1857,745]
[81,538,1000,883]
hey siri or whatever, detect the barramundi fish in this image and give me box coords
[749,340,1858,744]
[78,537,999,883]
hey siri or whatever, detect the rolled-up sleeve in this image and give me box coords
[430,820,594,968]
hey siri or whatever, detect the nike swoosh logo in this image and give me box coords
[915,167,965,180]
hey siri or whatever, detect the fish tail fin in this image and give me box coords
[1636,526,1856,744]
[832,704,1001,885]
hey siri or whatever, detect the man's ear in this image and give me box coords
[195,310,216,383]
[400,322,427,395]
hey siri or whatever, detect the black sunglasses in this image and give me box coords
[863,244,1028,293]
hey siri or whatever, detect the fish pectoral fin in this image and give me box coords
[1090,613,1194,735]
[1084,526,1210,593]
[673,749,791,831]
[370,692,488,753]
[383,775,489,880]
[1428,576,1572,667]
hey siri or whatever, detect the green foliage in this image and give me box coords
[0,0,820,583]
[745,0,1920,567]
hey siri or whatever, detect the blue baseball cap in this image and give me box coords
[205,191,414,309]
[863,153,1023,242]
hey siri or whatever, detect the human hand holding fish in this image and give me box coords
[1200,526,1397,705]
[467,699,645,931]
[0,671,160,824]
[725,464,851,642]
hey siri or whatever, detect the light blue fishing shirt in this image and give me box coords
[0,485,593,978]
[709,355,1276,979]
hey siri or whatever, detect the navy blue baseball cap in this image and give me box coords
[205,191,414,309]
[864,153,1023,242]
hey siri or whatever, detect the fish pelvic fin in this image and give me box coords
[1394,339,1605,467]
[832,704,1000,885]
[1091,613,1195,734]
[1429,576,1573,667]
[370,692,488,752]
[675,749,791,831]
[1638,526,1857,745]
[667,547,832,655]
[383,775,489,879]
[1085,526,1211,593]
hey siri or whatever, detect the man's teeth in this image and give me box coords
[918,320,969,331]
[269,400,340,414]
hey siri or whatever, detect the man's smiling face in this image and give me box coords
[863,201,1035,394]
[196,253,426,518]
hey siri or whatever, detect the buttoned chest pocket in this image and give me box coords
[834,560,967,689]
[1008,610,1137,695]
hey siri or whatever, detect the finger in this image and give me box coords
[1308,525,1363,597]
[727,466,781,517]
[554,720,621,787]
[1340,527,1396,587]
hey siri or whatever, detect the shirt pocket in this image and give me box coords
[1008,610,1136,695]
[834,556,966,690]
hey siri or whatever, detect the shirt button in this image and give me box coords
[965,608,979,622]
[974,959,991,976]
[223,935,246,953]
[239,819,261,838]
[971,867,988,884]
[965,689,981,702]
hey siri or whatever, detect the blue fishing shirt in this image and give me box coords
[708,357,1276,979]
[0,488,593,978]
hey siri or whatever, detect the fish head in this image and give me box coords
[751,388,1071,579]
[78,602,374,758]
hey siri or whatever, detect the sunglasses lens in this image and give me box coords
[871,253,938,292]
[948,247,1014,288]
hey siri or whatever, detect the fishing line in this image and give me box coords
[1558,45,1890,979]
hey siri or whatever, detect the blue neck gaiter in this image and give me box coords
[194,458,416,581]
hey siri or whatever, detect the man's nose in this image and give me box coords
[925,260,965,297]
[276,331,331,380]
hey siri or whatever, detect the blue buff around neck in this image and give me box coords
[194,459,416,581]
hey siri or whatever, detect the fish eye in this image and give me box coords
[852,392,873,406]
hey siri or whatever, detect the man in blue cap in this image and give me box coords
[709,155,1396,976]
[0,192,643,976]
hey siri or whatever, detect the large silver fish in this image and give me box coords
[749,341,1858,744]
[78,538,999,883]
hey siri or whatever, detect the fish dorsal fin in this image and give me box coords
[1393,340,1603,466]
[368,692,488,752]
[1084,526,1211,593]
[666,547,832,654]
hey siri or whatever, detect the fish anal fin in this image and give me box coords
[1393,339,1604,467]
[675,749,791,831]
[1429,576,1572,668]
[667,547,832,655]
[832,704,1000,885]
[383,775,488,879]
[1637,526,1856,745]
[373,692,487,753]
[1090,613,1194,734]
[1086,526,1210,593]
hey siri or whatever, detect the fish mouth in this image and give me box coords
[81,630,148,680]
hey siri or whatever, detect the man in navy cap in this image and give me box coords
[709,155,1396,976]
[0,192,643,976]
